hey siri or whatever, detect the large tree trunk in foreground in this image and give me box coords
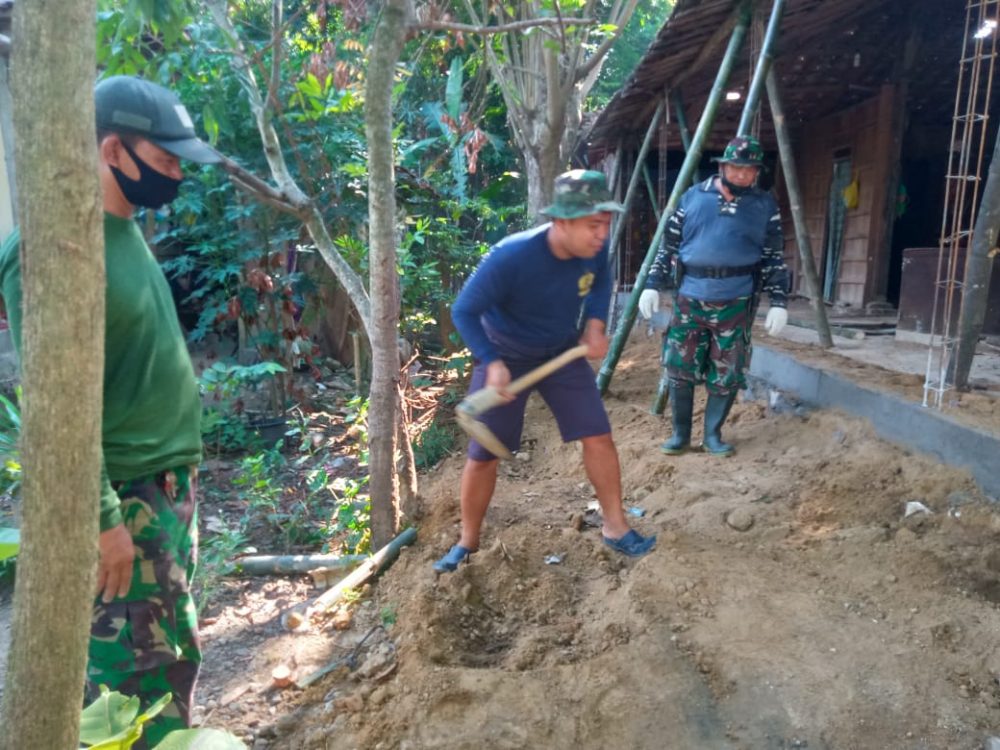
[0,1,104,747]
[365,0,412,546]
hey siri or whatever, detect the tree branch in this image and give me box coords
[460,0,534,152]
[576,0,640,81]
[267,0,283,112]
[204,0,373,338]
[215,155,305,217]
[417,16,595,35]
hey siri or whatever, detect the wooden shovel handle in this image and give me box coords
[504,344,590,396]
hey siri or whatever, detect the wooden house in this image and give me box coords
[587,0,1000,335]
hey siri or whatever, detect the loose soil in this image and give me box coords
[192,331,1000,750]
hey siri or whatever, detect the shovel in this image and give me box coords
[455,344,590,459]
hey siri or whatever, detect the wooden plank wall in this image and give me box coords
[779,88,896,308]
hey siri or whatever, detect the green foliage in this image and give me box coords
[232,445,286,524]
[343,395,370,465]
[321,474,371,555]
[0,386,22,499]
[587,0,675,108]
[0,527,18,562]
[79,687,245,749]
[79,687,169,748]
[412,421,458,470]
[195,522,249,612]
[153,730,247,750]
[199,361,287,454]
[380,604,397,628]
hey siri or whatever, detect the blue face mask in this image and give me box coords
[110,140,182,209]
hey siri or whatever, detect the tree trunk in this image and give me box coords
[0,50,16,217]
[460,0,641,221]
[950,129,1000,390]
[0,1,104,747]
[364,0,411,547]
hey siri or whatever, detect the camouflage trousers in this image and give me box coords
[86,466,200,750]
[662,294,753,396]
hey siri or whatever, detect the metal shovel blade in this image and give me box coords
[455,407,514,460]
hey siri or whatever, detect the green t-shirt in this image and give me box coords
[0,213,202,530]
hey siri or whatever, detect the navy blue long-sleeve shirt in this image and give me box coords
[451,224,611,364]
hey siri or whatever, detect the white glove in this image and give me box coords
[638,289,660,320]
[764,307,788,336]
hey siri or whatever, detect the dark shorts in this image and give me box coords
[466,351,612,461]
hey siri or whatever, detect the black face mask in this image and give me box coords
[720,174,753,197]
[110,140,182,209]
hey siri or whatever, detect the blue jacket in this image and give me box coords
[646,177,789,305]
[451,224,611,364]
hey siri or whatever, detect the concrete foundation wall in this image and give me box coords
[749,344,1000,498]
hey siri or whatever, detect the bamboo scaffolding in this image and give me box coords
[766,68,834,348]
[737,0,785,136]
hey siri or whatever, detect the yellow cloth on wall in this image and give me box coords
[842,176,860,209]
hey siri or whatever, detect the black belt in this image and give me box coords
[681,262,759,279]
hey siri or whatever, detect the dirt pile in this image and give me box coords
[199,333,1000,750]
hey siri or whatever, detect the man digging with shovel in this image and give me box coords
[433,170,656,573]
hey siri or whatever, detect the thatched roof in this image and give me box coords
[589,0,971,154]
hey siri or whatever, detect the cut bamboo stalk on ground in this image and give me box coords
[233,553,368,576]
[285,527,417,630]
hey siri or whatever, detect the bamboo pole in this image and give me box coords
[598,4,751,395]
[737,0,785,136]
[650,93,695,414]
[607,100,665,275]
[287,526,417,629]
[641,163,662,221]
[950,129,1000,389]
[766,68,834,347]
[672,90,692,152]
[234,553,368,576]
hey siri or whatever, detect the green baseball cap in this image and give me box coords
[540,169,623,219]
[712,134,764,167]
[95,75,220,164]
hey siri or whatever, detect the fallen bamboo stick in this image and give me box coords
[286,526,417,630]
[232,553,368,576]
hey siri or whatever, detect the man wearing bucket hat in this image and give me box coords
[0,75,220,746]
[433,169,656,573]
[637,134,789,457]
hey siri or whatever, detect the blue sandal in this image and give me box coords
[433,544,474,573]
[603,529,656,557]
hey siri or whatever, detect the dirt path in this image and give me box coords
[190,334,1000,750]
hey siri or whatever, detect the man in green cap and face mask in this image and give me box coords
[637,134,790,458]
[0,75,220,747]
[433,169,656,574]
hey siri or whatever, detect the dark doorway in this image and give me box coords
[888,155,946,306]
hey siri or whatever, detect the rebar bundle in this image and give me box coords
[924,0,999,407]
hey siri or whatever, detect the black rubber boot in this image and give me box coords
[703,391,738,457]
[661,380,695,455]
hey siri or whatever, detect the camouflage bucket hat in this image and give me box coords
[713,135,764,166]
[540,170,624,219]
